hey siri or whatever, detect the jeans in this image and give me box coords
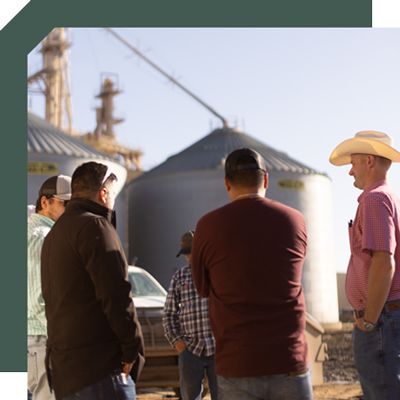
[60,368,136,400]
[352,300,400,400]
[28,335,55,400]
[217,364,313,400]
[179,348,218,400]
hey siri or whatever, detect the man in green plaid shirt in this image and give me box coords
[28,175,71,400]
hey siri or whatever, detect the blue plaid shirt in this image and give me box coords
[163,265,215,357]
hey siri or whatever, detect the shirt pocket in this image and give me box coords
[348,224,354,249]
[349,220,364,255]
[180,282,189,307]
[180,281,197,308]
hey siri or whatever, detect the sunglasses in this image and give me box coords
[53,198,69,207]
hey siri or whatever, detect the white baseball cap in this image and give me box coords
[38,175,72,201]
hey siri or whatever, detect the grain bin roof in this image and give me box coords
[138,127,323,180]
[28,111,114,161]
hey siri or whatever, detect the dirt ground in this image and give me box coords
[313,321,363,399]
[137,386,364,400]
[137,322,364,399]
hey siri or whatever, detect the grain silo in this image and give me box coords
[28,111,128,246]
[128,126,338,325]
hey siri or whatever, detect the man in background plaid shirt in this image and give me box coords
[163,230,218,400]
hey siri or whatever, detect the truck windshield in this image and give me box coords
[128,271,166,297]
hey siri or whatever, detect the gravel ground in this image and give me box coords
[137,322,365,399]
[315,321,363,399]
[322,322,360,384]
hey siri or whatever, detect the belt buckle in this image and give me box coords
[354,308,365,319]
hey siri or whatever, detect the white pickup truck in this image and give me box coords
[128,266,181,397]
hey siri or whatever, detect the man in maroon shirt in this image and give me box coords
[191,148,312,400]
[330,131,400,400]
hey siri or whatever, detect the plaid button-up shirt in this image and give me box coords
[163,265,215,357]
[346,180,400,310]
[28,213,54,336]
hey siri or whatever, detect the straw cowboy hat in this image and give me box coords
[329,131,400,166]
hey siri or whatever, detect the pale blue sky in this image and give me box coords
[28,28,400,272]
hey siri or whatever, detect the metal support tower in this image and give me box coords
[28,28,74,134]
[94,76,124,138]
[82,75,143,171]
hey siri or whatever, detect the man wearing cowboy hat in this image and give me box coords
[330,131,400,400]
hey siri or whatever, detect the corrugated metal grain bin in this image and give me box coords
[128,127,339,325]
[28,111,128,245]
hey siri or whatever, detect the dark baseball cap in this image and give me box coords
[38,175,72,201]
[225,148,266,177]
[176,230,195,257]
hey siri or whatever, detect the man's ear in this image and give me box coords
[367,155,377,169]
[41,196,48,210]
[264,173,268,189]
[98,187,107,205]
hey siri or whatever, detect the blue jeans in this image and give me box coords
[28,335,55,400]
[217,364,313,400]
[352,300,400,400]
[179,348,218,400]
[60,369,136,400]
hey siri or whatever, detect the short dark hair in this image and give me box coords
[375,155,392,170]
[356,154,392,172]
[226,155,265,188]
[71,162,117,199]
[35,195,54,212]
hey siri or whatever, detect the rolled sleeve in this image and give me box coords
[362,196,396,256]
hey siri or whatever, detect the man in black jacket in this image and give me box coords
[41,162,144,400]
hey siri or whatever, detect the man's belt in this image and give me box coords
[354,300,400,319]
[289,368,308,376]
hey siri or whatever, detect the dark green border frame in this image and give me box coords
[0,0,371,373]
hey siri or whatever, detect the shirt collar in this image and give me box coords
[30,212,55,228]
[358,180,388,203]
[68,198,117,228]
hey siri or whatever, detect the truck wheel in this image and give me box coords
[173,387,181,399]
